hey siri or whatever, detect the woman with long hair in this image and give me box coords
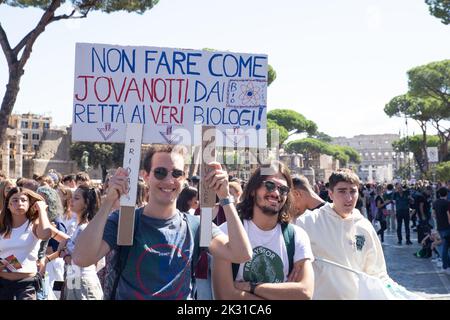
[60,185,103,300]
[0,187,67,300]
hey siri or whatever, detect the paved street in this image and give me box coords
[382,228,450,300]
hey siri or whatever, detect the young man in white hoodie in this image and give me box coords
[296,169,389,300]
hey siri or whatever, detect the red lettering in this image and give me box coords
[124,78,142,102]
[153,78,167,103]
[75,75,94,101]
[111,77,128,102]
[149,104,162,123]
[94,77,111,102]
[161,105,169,124]
[142,78,154,102]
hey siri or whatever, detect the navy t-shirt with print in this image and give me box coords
[103,208,221,300]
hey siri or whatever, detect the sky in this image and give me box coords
[0,0,449,138]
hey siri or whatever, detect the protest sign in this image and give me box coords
[72,43,268,148]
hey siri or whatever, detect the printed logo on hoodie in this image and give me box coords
[355,235,366,251]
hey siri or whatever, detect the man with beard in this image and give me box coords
[212,161,314,300]
[297,169,390,299]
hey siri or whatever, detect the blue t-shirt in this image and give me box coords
[103,208,221,300]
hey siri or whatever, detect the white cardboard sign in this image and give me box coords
[72,43,267,148]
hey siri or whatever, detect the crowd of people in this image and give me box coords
[0,147,449,300]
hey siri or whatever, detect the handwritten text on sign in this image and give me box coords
[72,43,267,147]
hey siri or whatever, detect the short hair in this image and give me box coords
[437,187,448,198]
[237,161,293,224]
[142,144,186,174]
[75,172,90,183]
[292,175,313,193]
[63,174,75,184]
[387,184,394,191]
[328,169,360,191]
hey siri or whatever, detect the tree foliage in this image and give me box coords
[70,142,124,181]
[267,119,288,147]
[0,0,159,144]
[268,64,277,86]
[436,161,450,181]
[425,0,450,25]
[286,138,360,167]
[267,109,318,136]
[392,134,440,177]
[385,60,450,171]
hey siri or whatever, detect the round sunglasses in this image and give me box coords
[151,167,185,180]
[262,180,290,196]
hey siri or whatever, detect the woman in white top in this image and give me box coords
[60,185,103,300]
[0,187,67,300]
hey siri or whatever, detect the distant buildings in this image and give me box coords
[332,133,401,182]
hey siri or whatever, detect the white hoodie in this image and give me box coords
[297,203,388,300]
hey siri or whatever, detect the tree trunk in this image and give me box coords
[0,66,23,143]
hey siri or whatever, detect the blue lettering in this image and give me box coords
[194,81,207,102]
[145,50,157,74]
[116,105,125,123]
[74,104,86,123]
[223,54,239,77]
[86,104,97,123]
[91,47,106,72]
[186,53,201,75]
[131,105,144,123]
[238,56,252,77]
[172,51,186,75]
[106,48,122,72]
[252,56,267,78]
[99,104,107,122]
[208,53,223,76]
[193,105,205,124]
[121,49,136,73]
[156,52,171,75]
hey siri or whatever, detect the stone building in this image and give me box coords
[332,133,401,182]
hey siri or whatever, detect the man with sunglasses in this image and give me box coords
[212,161,314,300]
[73,145,252,300]
[297,169,390,299]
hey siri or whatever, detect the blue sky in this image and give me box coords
[0,0,449,138]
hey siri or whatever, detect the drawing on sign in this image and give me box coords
[159,125,182,144]
[227,80,266,108]
[97,123,118,141]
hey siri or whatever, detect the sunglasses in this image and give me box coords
[262,180,290,196]
[152,167,185,180]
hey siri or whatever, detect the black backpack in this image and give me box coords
[232,221,296,280]
[103,210,201,300]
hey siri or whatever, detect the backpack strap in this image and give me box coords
[112,208,142,299]
[281,222,295,274]
[184,212,202,298]
[184,212,202,270]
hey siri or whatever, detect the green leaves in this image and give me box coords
[425,0,450,25]
[267,109,318,136]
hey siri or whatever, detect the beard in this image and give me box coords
[255,194,280,216]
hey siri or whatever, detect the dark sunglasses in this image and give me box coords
[152,167,185,180]
[262,180,290,196]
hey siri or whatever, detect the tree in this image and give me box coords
[267,119,288,147]
[425,0,450,25]
[335,145,362,164]
[268,64,277,87]
[436,161,450,181]
[392,134,440,177]
[0,0,159,144]
[311,131,332,143]
[408,60,450,160]
[385,94,434,173]
[267,109,318,136]
[70,142,124,181]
